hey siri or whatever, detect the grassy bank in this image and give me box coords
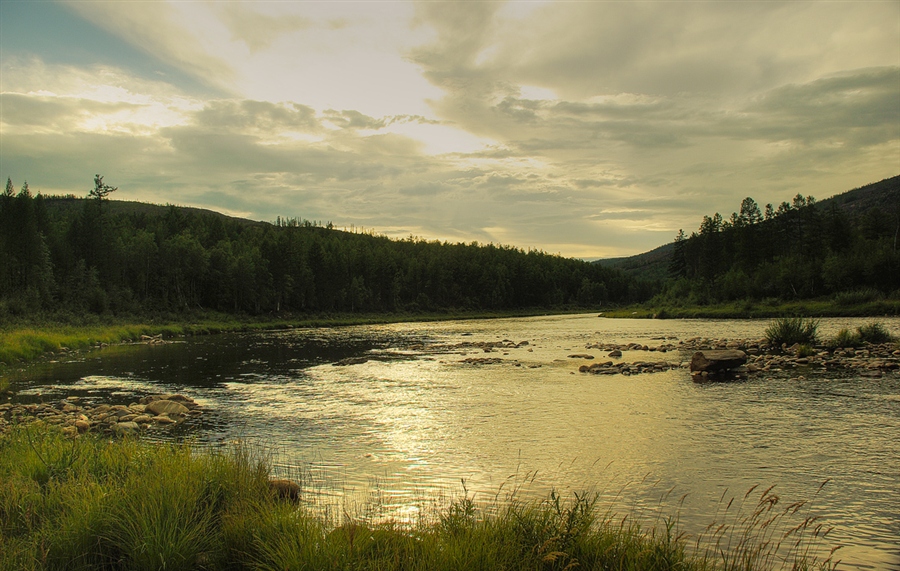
[602,297,900,319]
[0,424,837,571]
[0,308,586,370]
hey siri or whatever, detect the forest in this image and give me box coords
[658,175,900,307]
[0,176,649,319]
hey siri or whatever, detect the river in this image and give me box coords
[9,314,900,570]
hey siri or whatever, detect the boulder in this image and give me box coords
[690,350,747,373]
[113,421,140,435]
[269,478,302,501]
[145,400,190,417]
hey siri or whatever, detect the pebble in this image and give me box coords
[0,394,202,437]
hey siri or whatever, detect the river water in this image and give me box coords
[9,314,900,570]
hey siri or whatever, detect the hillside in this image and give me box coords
[0,188,648,319]
[41,196,264,228]
[599,174,900,282]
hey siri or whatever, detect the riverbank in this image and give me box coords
[601,297,900,319]
[0,308,591,371]
[0,422,838,571]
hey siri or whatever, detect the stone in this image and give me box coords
[113,421,140,435]
[145,400,190,417]
[332,357,369,366]
[568,354,594,359]
[690,350,748,373]
[74,420,91,433]
[269,478,301,501]
[608,350,622,358]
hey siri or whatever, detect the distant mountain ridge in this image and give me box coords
[598,174,900,281]
[41,196,265,227]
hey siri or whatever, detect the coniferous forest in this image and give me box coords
[3,174,898,322]
[0,176,648,320]
[656,175,900,307]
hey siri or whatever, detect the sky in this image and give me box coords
[1,1,898,259]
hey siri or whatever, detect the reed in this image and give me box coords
[0,424,838,571]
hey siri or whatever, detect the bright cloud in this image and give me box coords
[1,1,898,258]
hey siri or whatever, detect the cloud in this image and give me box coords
[214,3,311,52]
[194,100,321,134]
[2,2,898,258]
[61,1,235,91]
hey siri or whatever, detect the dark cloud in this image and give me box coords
[194,100,320,132]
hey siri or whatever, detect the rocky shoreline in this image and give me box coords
[577,336,900,379]
[0,393,202,437]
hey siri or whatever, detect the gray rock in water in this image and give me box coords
[113,421,140,435]
[690,350,747,373]
[145,400,190,417]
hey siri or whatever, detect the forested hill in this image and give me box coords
[653,175,900,306]
[0,179,653,319]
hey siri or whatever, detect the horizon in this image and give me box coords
[2,1,898,258]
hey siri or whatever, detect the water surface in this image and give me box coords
[9,315,900,569]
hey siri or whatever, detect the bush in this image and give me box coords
[833,288,883,305]
[796,344,816,358]
[857,321,894,344]
[765,317,819,347]
[828,328,861,348]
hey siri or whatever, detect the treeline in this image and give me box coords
[661,180,900,305]
[0,177,650,318]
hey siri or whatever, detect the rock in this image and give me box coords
[74,419,91,433]
[608,350,622,358]
[269,478,301,501]
[332,357,369,366]
[145,400,190,417]
[690,350,748,373]
[568,354,594,359]
[113,421,140,435]
[152,415,176,425]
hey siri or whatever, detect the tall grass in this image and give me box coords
[0,424,838,571]
[827,321,896,348]
[765,317,820,347]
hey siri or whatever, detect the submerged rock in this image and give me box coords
[332,357,369,366]
[690,350,748,373]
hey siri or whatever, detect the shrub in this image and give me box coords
[833,288,883,305]
[828,328,861,349]
[857,321,894,344]
[765,317,819,347]
[796,344,816,358]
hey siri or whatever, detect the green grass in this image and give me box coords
[827,321,897,348]
[765,317,820,347]
[603,297,900,320]
[856,321,895,344]
[0,424,838,571]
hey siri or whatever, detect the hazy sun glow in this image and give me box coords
[1,0,897,257]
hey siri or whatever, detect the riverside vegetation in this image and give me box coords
[608,175,900,317]
[0,423,840,571]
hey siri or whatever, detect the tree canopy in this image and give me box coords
[0,176,649,318]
